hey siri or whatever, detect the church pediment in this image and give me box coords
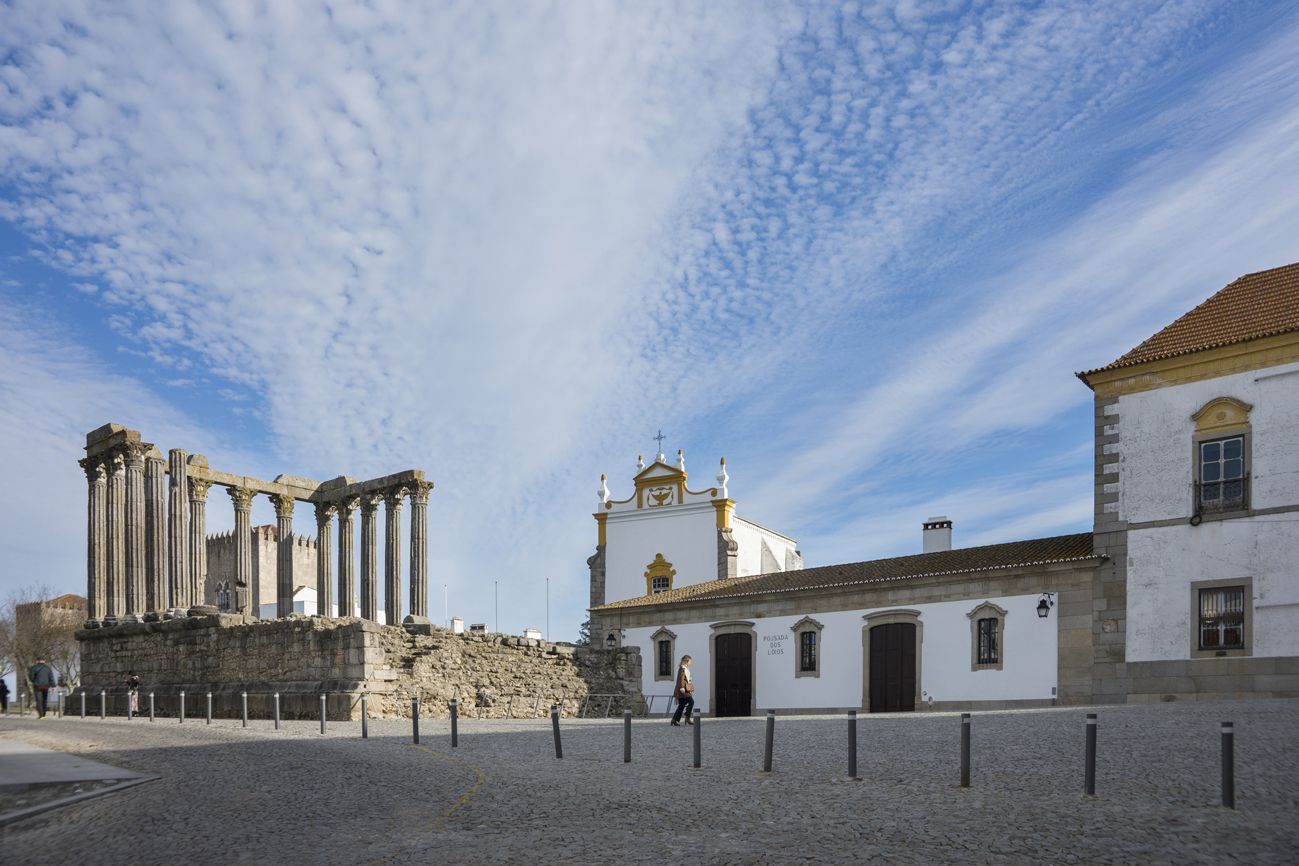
[633,461,685,484]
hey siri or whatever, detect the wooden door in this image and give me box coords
[869,622,916,712]
[714,632,753,717]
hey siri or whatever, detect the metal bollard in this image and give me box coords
[58,691,64,717]
[848,710,858,779]
[19,693,24,716]
[361,694,368,739]
[128,691,134,721]
[149,692,155,722]
[551,704,563,759]
[692,707,701,769]
[1085,713,1097,796]
[623,707,632,763]
[241,692,248,728]
[274,693,281,730]
[412,697,420,744]
[206,692,212,725]
[1221,722,1235,809]
[179,691,185,724]
[960,713,971,788]
[450,698,458,747]
[762,710,775,772]
[320,694,327,735]
[100,690,106,720]
[81,691,86,719]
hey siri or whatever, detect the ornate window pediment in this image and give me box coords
[644,553,676,595]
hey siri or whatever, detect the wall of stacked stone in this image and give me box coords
[74,615,642,720]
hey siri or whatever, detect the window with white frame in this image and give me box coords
[1198,436,1246,512]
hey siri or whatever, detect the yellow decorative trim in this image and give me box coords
[644,553,676,595]
[712,498,735,529]
[1192,396,1253,433]
[593,512,607,546]
[1084,331,1299,398]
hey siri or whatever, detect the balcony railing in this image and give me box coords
[1194,473,1250,516]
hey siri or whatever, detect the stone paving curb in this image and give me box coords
[0,776,158,828]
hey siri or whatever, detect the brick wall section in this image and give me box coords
[74,614,642,720]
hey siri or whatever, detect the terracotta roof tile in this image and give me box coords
[592,533,1095,611]
[1081,262,1299,378]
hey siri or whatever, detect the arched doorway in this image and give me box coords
[710,621,756,717]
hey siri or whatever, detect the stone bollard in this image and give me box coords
[623,707,632,763]
[848,710,858,780]
[551,704,563,759]
[361,694,368,740]
[412,697,420,745]
[320,694,327,735]
[1085,713,1097,796]
[179,691,185,725]
[450,698,458,748]
[274,693,281,730]
[206,692,212,725]
[241,692,248,728]
[960,713,971,788]
[692,707,701,769]
[762,710,775,773]
[1221,722,1235,809]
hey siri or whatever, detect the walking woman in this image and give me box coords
[671,655,694,726]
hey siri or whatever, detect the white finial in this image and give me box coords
[637,454,645,471]
[716,456,729,499]
[598,473,610,505]
[677,448,685,472]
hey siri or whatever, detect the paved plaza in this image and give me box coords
[1,699,1296,864]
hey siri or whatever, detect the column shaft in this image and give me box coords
[336,499,357,618]
[314,503,335,617]
[145,451,167,615]
[408,482,432,620]
[81,458,107,621]
[124,445,146,618]
[189,480,211,609]
[383,488,405,627]
[167,449,189,610]
[229,487,254,615]
[359,494,380,621]
[105,452,125,622]
[272,495,295,618]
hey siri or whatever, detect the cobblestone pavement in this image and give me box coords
[1,699,1296,865]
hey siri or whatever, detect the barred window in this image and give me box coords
[977,618,998,665]
[799,630,817,673]
[1199,587,1245,650]
[657,639,672,677]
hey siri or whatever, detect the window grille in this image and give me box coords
[1199,587,1245,649]
[977,618,999,665]
[657,640,672,677]
[799,630,817,673]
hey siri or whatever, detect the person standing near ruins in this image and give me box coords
[27,658,56,719]
[671,655,694,726]
[126,671,141,715]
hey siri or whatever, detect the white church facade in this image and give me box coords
[589,262,1299,713]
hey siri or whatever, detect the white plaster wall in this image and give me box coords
[731,518,799,577]
[605,504,717,603]
[1126,519,1299,661]
[625,593,1056,713]
[1118,362,1299,523]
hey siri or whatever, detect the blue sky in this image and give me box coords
[1,0,1297,641]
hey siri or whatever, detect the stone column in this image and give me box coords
[105,451,125,625]
[272,494,295,618]
[228,486,254,615]
[336,497,358,618]
[167,449,189,612]
[314,502,336,617]
[406,481,433,627]
[189,480,211,610]
[383,488,406,627]
[359,493,381,621]
[80,457,107,624]
[144,448,167,618]
[123,444,146,622]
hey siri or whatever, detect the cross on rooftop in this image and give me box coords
[653,430,665,453]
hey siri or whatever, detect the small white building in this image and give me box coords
[591,262,1299,712]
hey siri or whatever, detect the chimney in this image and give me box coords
[922,516,952,553]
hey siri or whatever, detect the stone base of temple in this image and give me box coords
[143,611,161,623]
[402,614,433,635]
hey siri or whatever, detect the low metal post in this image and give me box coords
[960,713,971,788]
[320,694,327,735]
[58,691,64,717]
[361,694,368,739]
[551,704,563,759]
[1221,722,1235,809]
[149,692,155,722]
[412,697,420,744]
[1084,713,1097,796]
[81,691,86,719]
[206,692,212,725]
[241,691,248,728]
[18,692,24,716]
[692,708,701,769]
[274,693,281,730]
[100,690,106,720]
[848,710,858,779]
[127,691,134,721]
[450,698,458,747]
[623,708,632,763]
[179,691,185,724]
[763,710,775,773]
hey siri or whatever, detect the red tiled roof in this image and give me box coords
[1081,262,1299,379]
[592,533,1095,610]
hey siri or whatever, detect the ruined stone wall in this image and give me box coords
[75,615,641,720]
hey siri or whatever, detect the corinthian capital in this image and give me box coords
[359,492,383,516]
[314,501,337,527]
[122,442,148,469]
[384,486,409,510]
[189,478,213,502]
[271,493,295,519]
[336,495,360,518]
[109,451,126,476]
[227,486,254,511]
[80,457,107,485]
[408,480,433,506]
